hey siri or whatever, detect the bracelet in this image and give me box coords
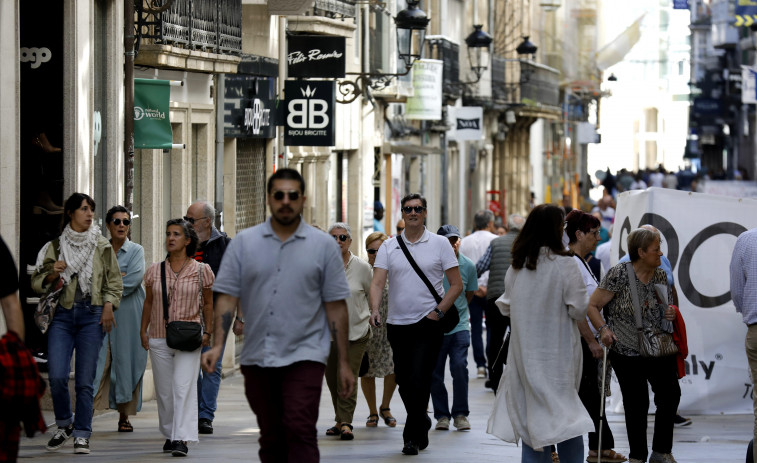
[597,324,609,336]
[203,331,211,336]
[235,317,245,324]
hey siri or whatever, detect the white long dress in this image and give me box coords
[487,248,594,450]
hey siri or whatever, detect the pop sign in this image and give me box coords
[284,80,335,146]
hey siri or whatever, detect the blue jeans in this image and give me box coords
[469,296,487,368]
[197,343,225,421]
[430,330,470,419]
[47,301,106,439]
[522,436,583,463]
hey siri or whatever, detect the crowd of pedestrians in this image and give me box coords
[4,166,757,463]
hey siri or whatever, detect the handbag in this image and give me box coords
[34,278,64,334]
[625,262,678,358]
[162,260,203,351]
[396,236,460,333]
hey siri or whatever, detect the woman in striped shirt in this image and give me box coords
[140,218,214,457]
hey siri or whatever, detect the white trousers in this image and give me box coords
[149,338,201,443]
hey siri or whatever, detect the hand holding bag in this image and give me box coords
[34,278,64,334]
[625,262,678,358]
[397,236,460,333]
[162,261,203,351]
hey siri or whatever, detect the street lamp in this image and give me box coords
[465,25,493,81]
[337,0,430,104]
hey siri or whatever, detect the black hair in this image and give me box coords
[267,168,305,194]
[400,193,427,209]
[63,193,96,230]
[106,205,130,225]
[166,218,199,257]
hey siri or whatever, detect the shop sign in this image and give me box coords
[224,76,276,138]
[288,35,346,78]
[134,79,173,149]
[406,59,443,120]
[284,80,335,146]
[447,106,483,141]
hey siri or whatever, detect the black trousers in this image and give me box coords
[578,338,614,450]
[387,318,443,447]
[610,351,680,461]
[485,298,510,392]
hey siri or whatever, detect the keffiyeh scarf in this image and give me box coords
[36,224,100,295]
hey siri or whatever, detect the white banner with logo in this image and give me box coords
[447,106,484,141]
[609,187,757,414]
[406,59,443,120]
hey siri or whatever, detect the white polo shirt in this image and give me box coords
[374,228,459,325]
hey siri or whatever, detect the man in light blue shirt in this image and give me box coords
[730,227,757,459]
[430,225,478,433]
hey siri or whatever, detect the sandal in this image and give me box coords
[379,408,397,427]
[366,414,379,427]
[340,423,354,441]
[325,426,341,436]
[586,449,628,463]
[118,418,133,432]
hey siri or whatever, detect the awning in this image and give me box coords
[383,141,442,155]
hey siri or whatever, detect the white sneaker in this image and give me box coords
[477,367,486,378]
[453,415,471,430]
[435,417,450,430]
[73,437,90,454]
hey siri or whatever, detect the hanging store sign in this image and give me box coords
[447,106,484,141]
[406,59,443,121]
[284,80,335,146]
[742,66,757,104]
[672,0,689,9]
[735,1,757,27]
[224,76,276,138]
[134,78,173,149]
[288,35,346,78]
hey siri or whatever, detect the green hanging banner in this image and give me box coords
[134,78,173,149]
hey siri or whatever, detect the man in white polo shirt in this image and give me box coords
[369,193,462,456]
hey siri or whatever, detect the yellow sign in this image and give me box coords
[735,14,757,26]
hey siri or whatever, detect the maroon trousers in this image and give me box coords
[242,361,325,463]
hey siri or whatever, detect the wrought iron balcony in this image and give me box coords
[312,0,357,19]
[426,36,461,100]
[136,0,242,55]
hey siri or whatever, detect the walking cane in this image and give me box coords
[597,344,609,463]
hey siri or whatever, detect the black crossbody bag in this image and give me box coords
[161,261,203,351]
[397,236,459,333]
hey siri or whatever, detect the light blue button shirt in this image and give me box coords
[730,228,757,326]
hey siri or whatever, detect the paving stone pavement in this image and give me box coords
[19,357,753,462]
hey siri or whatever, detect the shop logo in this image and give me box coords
[20,47,51,69]
[456,118,480,130]
[287,49,344,65]
[287,85,329,132]
[134,106,165,121]
[244,98,271,135]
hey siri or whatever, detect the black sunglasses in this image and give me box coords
[182,216,208,225]
[366,248,378,254]
[111,218,131,226]
[332,234,349,242]
[272,190,300,201]
[402,206,425,214]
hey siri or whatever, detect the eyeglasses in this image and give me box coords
[587,229,601,237]
[402,206,426,214]
[366,248,378,254]
[272,190,300,201]
[182,216,208,225]
[397,227,404,233]
[332,234,349,242]
[111,218,131,226]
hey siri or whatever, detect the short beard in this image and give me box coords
[272,211,299,226]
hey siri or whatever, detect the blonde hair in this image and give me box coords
[365,231,388,248]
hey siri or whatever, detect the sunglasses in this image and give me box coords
[366,248,378,254]
[111,218,131,226]
[182,216,208,225]
[332,234,349,242]
[402,206,426,214]
[272,190,300,201]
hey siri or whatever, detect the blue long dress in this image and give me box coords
[93,239,147,412]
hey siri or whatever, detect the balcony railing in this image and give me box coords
[137,0,242,55]
[313,0,357,19]
[426,36,461,99]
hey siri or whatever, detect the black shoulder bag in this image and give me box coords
[162,261,203,351]
[396,236,459,333]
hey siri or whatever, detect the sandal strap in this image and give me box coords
[341,423,354,431]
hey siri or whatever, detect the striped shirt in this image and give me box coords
[730,228,757,326]
[144,259,214,339]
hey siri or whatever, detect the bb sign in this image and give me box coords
[284,80,335,146]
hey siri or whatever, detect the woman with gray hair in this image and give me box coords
[324,222,373,440]
[587,227,680,463]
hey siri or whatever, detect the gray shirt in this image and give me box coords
[213,217,350,367]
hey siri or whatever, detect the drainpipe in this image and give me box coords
[215,74,225,227]
[124,0,135,210]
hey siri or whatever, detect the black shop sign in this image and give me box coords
[224,76,276,138]
[284,80,335,147]
[288,35,345,78]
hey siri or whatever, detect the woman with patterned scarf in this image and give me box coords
[32,193,123,455]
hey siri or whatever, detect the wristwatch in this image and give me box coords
[433,307,445,319]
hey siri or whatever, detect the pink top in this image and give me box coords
[144,259,214,339]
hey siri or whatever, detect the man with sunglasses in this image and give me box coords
[202,168,353,463]
[185,201,231,436]
[369,193,463,456]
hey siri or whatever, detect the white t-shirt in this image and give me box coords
[459,230,498,287]
[374,228,459,325]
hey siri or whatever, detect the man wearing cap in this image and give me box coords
[369,193,462,456]
[431,225,478,432]
[374,201,385,232]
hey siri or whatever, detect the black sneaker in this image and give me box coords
[198,418,213,434]
[673,414,692,427]
[73,437,90,454]
[171,440,188,457]
[163,439,172,453]
[402,441,419,455]
[45,424,73,451]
